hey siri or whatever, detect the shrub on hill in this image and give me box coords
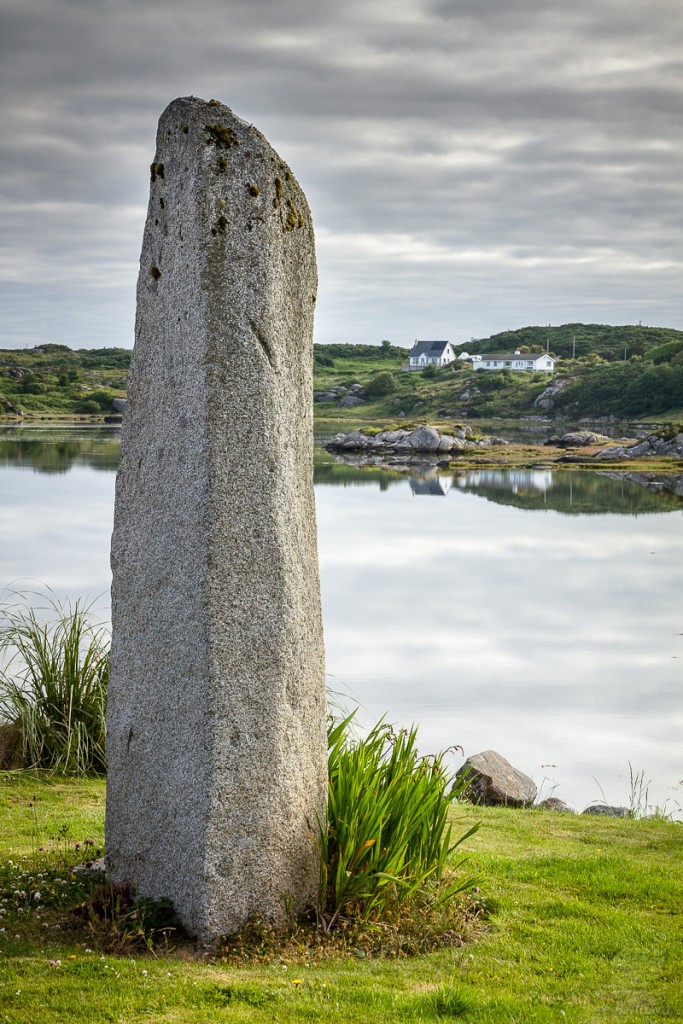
[364,370,398,398]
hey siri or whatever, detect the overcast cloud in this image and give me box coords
[0,0,681,348]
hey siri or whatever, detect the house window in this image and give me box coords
[526,361,533,367]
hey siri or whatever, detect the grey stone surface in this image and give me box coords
[456,750,537,807]
[326,425,463,455]
[554,431,610,448]
[106,96,326,939]
[73,857,108,882]
[582,804,630,818]
[537,797,574,814]
[594,431,683,460]
[533,376,574,410]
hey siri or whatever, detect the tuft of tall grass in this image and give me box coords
[319,714,479,930]
[0,594,108,774]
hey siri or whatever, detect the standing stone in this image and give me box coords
[105,97,326,938]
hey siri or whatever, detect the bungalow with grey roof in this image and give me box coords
[473,351,555,373]
[405,339,456,371]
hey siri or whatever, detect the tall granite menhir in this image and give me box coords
[106,97,327,937]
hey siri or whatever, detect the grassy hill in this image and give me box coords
[0,344,129,417]
[1,325,682,422]
[313,325,683,422]
[457,323,683,363]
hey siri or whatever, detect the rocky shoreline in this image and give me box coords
[326,424,509,455]
[326,423,683,466]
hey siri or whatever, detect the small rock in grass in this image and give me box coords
[582,804,630,818]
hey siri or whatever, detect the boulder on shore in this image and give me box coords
[546,431,610,448]
[456,750,537,807]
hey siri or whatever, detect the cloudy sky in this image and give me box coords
[1,0,681,350]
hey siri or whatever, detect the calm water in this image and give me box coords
[1,425,682,816]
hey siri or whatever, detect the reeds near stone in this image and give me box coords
[319,714,479,930]
[0,594,108,774]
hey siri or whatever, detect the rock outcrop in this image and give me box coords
[593,430,683,460]
[533,377,574,410]
[314,382,366,404]
[326,424,509,455]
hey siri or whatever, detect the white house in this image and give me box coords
[473,351,555,373]
[406,340,456,370]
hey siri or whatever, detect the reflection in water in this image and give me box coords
[457,468,554,494]
[4,426,680,514]
[409,475,452,496]
[0,426,121,473]
[317,450,681,514]
[451,469,682,514]
[1,426,682,814]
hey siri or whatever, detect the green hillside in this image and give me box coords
[457,323,683,363]
[1,324,682,421]
[0,345,129,416]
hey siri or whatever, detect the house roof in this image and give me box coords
[410,340,451,356]
[480,352,553,361]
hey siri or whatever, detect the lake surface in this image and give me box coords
[1,424,681,817]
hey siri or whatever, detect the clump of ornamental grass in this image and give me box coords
[318,714,480,932]
[0,593,108,774]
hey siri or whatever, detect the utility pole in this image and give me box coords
[572,336,576,359]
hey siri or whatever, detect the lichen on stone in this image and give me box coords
[207,123,237,148]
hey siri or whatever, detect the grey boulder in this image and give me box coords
[537,797,574,814]
[582,804,630,818]
[457,750,537,807]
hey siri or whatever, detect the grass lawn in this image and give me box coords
[0,774,680,1022]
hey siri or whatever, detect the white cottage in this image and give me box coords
[407,340,456,370]
[473,351,555,373]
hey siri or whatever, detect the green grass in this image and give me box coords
[0,776,680,1022]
